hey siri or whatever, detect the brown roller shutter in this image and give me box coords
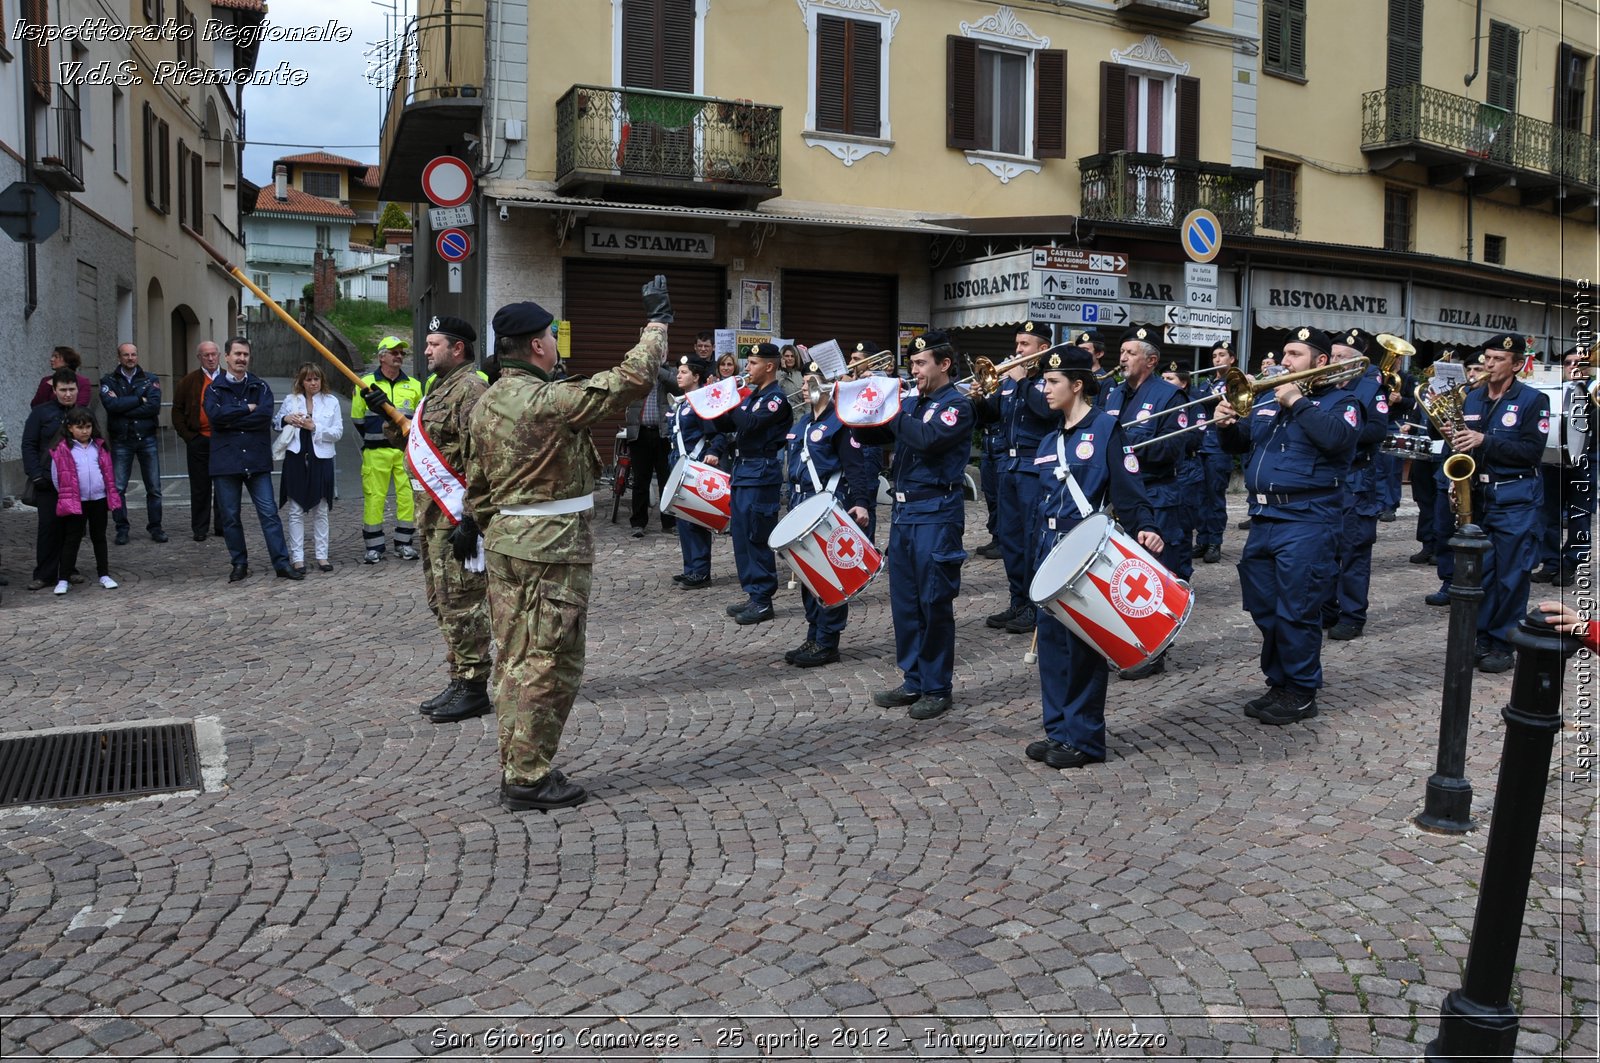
[1099,62,1128,154]
[816,15,848,133]
[1034,49,1066,159]
[780,270,897,356]
[848,19,882,138]
[947,36,978,149]
[562,258,725,451]
[25,0,50,103]
[1176,75,1200,159]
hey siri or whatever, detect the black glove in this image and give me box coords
[362,387,394,414]
[642,274,674,324]
[449,515,480,563]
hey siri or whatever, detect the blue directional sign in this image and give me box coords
[1181,208,1222,264]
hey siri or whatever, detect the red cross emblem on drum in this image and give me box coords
[826,525,868,570]
[697,475,729,501]
[1110,557,1164,619]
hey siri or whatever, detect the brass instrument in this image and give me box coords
[1443,452,1476,526]
[1126,356,1370,451]
[787,349,896,408]
[963,342,1074,398]
[1415,380,1477,527]
[1375,332,1414,396]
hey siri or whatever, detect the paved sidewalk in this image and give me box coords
[0,492,1592,1060]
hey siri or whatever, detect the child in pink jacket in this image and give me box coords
[50,408,123,594]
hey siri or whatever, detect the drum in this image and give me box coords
[1533,384,1567,466]
[768,493,882,607]
[660,458,732,533]
[1379,433,1440,461]
[1028,513,1194,671]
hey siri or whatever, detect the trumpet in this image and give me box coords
[1126,356,1370,451]
[1375,332,1414,396]
[962,341,1073,398]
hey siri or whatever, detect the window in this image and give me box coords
[1263,0,1305,79]
[1486,21,1518,112]
[1097,63,1199,158]
[1262,158,1298,232]
[112,88,125,175]
[177,141,189,224]
[142,103,171,212]
[302,170,340,198]
[142,0,162,21]
[976,46,1026,155]
[252,273,270,297]
[621,0,694,92]
[1386,0,1422,89]
[176,2,197,67]
[1383,186,1413,252]
[946,32,1065,161]
[24,0,49,100]
[815,14,881,138]
[315,224,332,250]
[1483,234,1506,264]
[1555,43,1589,132]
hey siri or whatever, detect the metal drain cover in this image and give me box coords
[0,721,202,806]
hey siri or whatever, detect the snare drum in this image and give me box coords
[1028,513,1194,671]
[767,494,882,607]
[661,458,732,533]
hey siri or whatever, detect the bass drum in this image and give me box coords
[1529,383,1593,467]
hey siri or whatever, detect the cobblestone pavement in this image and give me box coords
[0,487,1592,1061]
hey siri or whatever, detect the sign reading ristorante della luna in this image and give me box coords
[584,226,715,259]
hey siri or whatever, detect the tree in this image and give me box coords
[376,202,411,245]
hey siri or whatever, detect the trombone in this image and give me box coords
[1125,356,1370,451]
[961,341,1075,398]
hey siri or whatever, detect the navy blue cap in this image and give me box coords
[491,301,555,336]
[1285,326,1334,356]
[1122,324,1162,354]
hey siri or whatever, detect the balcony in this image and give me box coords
[36,90,84,194]
[1113,0,1208,24]
[1361,83,1599,209]
[1078,152,1261,234]
[555,86,781,209]
[376,0,484,202]
[245,243,350,268]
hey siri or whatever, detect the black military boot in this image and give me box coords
[420,680,461,715]
[430,680,493,723]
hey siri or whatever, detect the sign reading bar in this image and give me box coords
[585,225,716,260]
[1032,246,1131,275]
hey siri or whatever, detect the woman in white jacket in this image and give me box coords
[274,363,343,572]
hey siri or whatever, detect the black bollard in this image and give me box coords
[1425,611,1581,1061]
[1416,522,1490,833]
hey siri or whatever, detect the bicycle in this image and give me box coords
[609,430,632,524]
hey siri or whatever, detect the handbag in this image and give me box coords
[19,477,37,507]
[272,423,297,461]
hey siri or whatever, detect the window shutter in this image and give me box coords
[947,35,978,149]
[1099,62,1128,154]
[1285,0,1306,77]
[661,0,695,93]
[1486,21,1518,111]
[158,120,170,214]
[177,142,189,225]
[847,19,881,138]
[1263,1,1284,70]
[621,0,657,88]
[191,150,204,235]
[25,0,50,103]
[1385,0,1423,88]
[1033,49,1066,158]
[1176,75,1200,159]
[142,104,155,209]
[815,15,847,133]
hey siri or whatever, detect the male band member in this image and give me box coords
[1320,328,1390,641]
[1214,326,1361,725]
[980,321,1056,635]
[171,340,226,541]
[713,342,792,625]
[354,336,424,563]
[402,315,493,724]
[667,355,723,589]
[1450,333,1551,673]
[1162,362,1206,579]
[1028,347,1164,768]
[1195,340,1238,563]
[1422,348,1464,605]
[781,360,876,668]
[856,332,974,720]
[1102,325,1190,677]
[466,280,670,812]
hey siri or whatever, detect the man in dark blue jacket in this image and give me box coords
[713,342,792,624]
[100,342,167,545]
[21,369,81,589]
[204,337,300,582]
[1320,328,1390,640]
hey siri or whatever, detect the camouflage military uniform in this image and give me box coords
[413,361,491,683]
[466,325,664,786]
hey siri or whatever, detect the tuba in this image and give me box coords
[1375,333,1414,396]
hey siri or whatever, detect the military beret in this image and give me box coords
[1336,327,1377,354]
[491,300,555,337]
[908,330,951,355]
[426,314,477,344]
[376,335,408,352]
[1042,346,1100,396]
[1075,329,1103,347]
[854,341,882,356]
[1122,324,1162,354]
[746,341,781,362]
[1286,326,1334,355]
[1211,338,1234,354]
[807,361,822,374]
[680,356,712,377]
[1481,332,1521,354]
[1016,320,1047,337]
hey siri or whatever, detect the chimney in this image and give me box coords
[274,165,288,201]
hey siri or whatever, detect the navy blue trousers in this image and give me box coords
[997,470,1042,609]
[730,483,781,607]
[1239,516,1338,692]
[1037,609,1108,759]
[887,519,965,696]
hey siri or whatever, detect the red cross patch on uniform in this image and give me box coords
[1539,414,1550,434]
[940,407,959,427]
[767,398,781,412]
[1344,407,1359,427]
[1376,399,1389,414]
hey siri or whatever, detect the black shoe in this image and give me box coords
[1242,687,1283,720]
[1025,740,1052,762]
[672,573,687,584]
[1409,549,1434,564]
[976,540,1002,559]
[1257,689,1318,726]
[1202,545,1222,564]
[1118,653,1166,680]
[275,567,305,581]
[1328,623,1364,641]
[1004,607,1036,635]
[679,574,711,589]
[986,604,1021,629]
[1377,510,1397,523]
[873,686,920,708]
[228,565,250,583]
[317,561,334,573]
[1553,565,1579,587]
[1530,565,1558,584]
[908,694,952,720]
[1236,518,1252,530]
[420,680,462,714]
[1424,586,1452,607]
[785,639,818,665]
[726,600,752,617]
[1478,650,1515,674]
[193,532,208,542]
[150,529,169,543]
[631,528,646,539]
[793,644,840,668]
[661,516,677,532]
[114,528,129,546]
[501,769,588,812]
[1031,739,1099,769]
[734,603,775,625]
[431,681,493,722]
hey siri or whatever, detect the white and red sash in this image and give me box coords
[403,396,468,525]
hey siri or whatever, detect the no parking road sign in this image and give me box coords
[1180,208,1222,264]
[436,228,472,262]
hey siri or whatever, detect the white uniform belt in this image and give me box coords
[500,494,595,516]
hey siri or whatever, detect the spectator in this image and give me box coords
[171,340,226,541]
[21,369,82,590]
[274,363,343,573]
[777,345,804,396]
[352,336,423,563]
[49,407,121,594]
[99,341,167,545]
[626,319,679,540]
[717,352,740,382]
[31,346,93,409]
[204,337,301,582]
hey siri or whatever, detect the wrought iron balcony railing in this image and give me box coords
[1078,152,1261,234]
[555,85,781,195]
[1361,83,1599,188]
[37,89,85,193]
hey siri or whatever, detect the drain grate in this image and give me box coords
[0,722,202,807]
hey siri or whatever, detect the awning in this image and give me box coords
[931,249,1034,329]
[1251,269,1405,334]
[498,191,967,235]
[1412,286,1538,345]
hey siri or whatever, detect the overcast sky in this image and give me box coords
[239,0,405,183]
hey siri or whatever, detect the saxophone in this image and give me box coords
[1416,381,1475,525]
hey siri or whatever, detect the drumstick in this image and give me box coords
[1024,628,1038,665]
